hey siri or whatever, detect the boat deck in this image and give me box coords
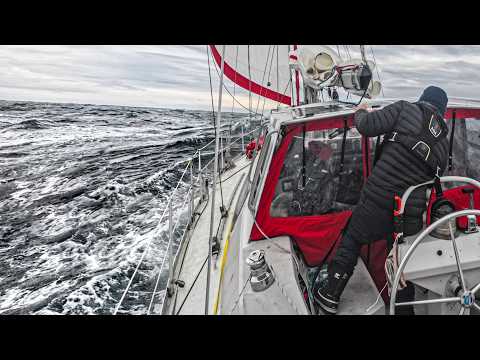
[160,155,251,315]
[222,236,384,315]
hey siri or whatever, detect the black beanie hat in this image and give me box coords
[418,86,448,117]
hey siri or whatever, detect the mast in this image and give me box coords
[360,45,367,63]
[293,45,300,106]
[205,45,225,315]
[276,45,279,107]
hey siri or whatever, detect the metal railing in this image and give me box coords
[113,125,262,315]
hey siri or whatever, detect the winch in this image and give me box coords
[430,198,459,240]
[246,250,275,292]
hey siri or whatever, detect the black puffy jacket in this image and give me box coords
[355,100,450,234]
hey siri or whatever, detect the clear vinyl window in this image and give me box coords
[446,118,480,182]
[270,127,364,218]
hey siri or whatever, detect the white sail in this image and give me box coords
[210,45,293,106]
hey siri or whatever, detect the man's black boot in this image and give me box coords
[313,263,351,315]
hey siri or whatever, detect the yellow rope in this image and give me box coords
[213,220,234,315]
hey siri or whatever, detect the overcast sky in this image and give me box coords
[0,45,479,111]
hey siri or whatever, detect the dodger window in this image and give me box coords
[270,126,363,218]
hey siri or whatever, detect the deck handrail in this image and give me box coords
[113,125,262,315]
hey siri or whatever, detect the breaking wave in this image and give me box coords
[0,100,251,315]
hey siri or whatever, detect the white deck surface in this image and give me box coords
[164,155,251,315]
[230,236,384,315]
[161,153,385,315]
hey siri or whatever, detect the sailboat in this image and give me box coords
[116,45,480,315]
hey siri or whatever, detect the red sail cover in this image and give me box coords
[210,45,292,106]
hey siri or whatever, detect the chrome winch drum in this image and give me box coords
[430,199,459,240]
[246,250,275,292]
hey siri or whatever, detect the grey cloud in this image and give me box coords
[0,45,479,110]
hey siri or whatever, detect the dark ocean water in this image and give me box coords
[0,100,251,314]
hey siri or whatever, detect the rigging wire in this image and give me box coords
[229,45,239,143]
[206,46,225,210]
[210,47,291,117]
[252,217,290,254]
[229,274,252,314]
[260,45,278,118]
[146,175,193,314]
[337,45,376,105]
[171,199,210,315]
[206,46,216,121]
[118,46,288,315]
[335,87,368,106]
[259,44,277,121]
[216,162,250,183]
[250,48,277,158]
[369,45,385,97]
[113,238,154,314]
[210,52,263,117]
[254,45,272,118]
[276,45,280,105]
[147,251,171,314]
[175,161,249,315]
[113,158,193,314]
[344,45,352,60]
[248,45,252,119]
[360,45,367,63]
[205,44,227,314]
[175,255,209,315]
[247,45,255,146]
[248,45,278,121]
[232,45,239,114]
[336,45,342,59]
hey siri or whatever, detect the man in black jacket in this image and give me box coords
[314,86,450,315]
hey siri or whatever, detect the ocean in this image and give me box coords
[0,100,252,314]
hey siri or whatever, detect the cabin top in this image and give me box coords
[269,98,480,130]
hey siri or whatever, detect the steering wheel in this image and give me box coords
[389,209,480,315]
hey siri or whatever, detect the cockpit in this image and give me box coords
[247,101,480,315]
